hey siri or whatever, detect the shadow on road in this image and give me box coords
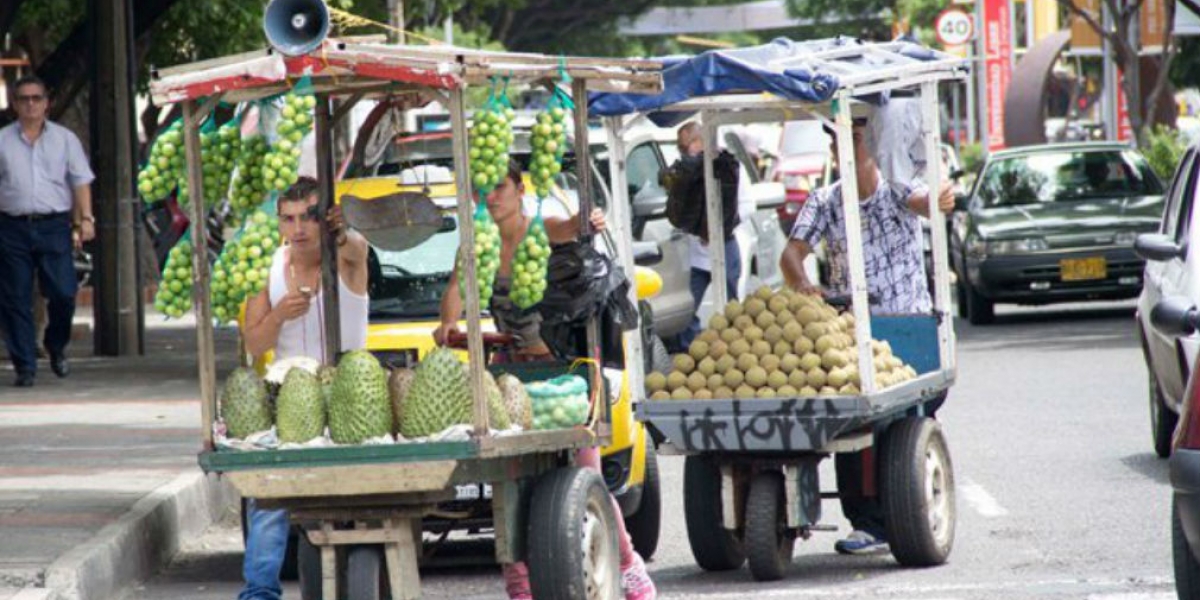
[649,550,914,591]
[954,304,1140,353]
[1120,452,1170,486]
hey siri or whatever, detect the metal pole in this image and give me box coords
[315,94,342,364]
[571,78,605,427]
[701,113,728,309]
[832,95,875,395]
[921,82,955,372]
[448,87,489,436]
[183,100,217,450]
[951,82,962,156]
[1102,3,1118,140]
[975,0,990,151]
[91,0,142,356]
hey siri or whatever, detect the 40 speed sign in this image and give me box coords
[935,8,974,46]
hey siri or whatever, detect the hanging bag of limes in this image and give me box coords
[459,78,514,305]
[229,102,273,224]
[212,194,281,325]
[263,76,316,193]
[137,119,185,204]
[154,230,196,319]
[200,112,242,212]
[511,204,550,309]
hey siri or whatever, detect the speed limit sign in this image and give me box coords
[935,9,974,46]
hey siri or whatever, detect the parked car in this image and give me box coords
[1141,297,1200,596]
[950,142,1164,324]
[1135,144,1200,457]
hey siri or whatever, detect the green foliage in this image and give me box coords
[1143,125,1190,182]
[959,142,984,174]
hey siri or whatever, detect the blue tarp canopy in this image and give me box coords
[589,37,949,126]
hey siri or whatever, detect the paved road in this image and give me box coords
[119,300,1176,599]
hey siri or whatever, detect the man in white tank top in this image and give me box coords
[237,176,369,600]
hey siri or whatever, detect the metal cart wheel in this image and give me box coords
[683,456,745,571]
[527,467,622,600]
[625,440,662,560]
[745,471,795,581]
[881,417,956,566]
[345,545,383,600]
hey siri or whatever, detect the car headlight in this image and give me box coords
[986,237,1049,255]
[1114,231,1138,246]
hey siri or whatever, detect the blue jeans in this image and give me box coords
[682,238,741,348]
[0,214,77,376]
[239,499,290,600]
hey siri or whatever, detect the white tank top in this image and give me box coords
[267,246,369,363]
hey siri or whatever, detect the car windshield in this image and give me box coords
[353,129,593,320]
[976,149,1162,208]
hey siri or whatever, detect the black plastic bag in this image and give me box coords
[539,240,637,368]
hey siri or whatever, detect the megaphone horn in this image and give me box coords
[263,0,330,57]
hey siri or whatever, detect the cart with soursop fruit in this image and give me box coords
[150,17,661,600]
[593,38,968,582]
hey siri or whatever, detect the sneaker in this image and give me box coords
[503,562,532,600]
[834,530,889,555]
[621,552,656,600]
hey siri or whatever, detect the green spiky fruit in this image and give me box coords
[276,368,326,443]
[399,348,472,438]
[484,371,513,430]
[220,367,271,439]
[328,350,392,443]
[388,367,415,432]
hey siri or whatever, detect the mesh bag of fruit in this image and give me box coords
[212,194,281,325]
[137,119,185,204]
[468,78,515,194]
[263,76,316,193]
[510,201,550,309]
[154,230,195,319]
[228,103,274,226]
[528,86,572,198]
[199,113,242,212]
[457,199,501,306]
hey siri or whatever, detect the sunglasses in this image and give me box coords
[15,94,45,104]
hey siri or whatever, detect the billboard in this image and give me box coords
[983,0,1013,151]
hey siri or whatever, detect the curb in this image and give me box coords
[31,470,236,600]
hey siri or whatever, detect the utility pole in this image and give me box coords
[90,0,142,356]
[387,0,405,44]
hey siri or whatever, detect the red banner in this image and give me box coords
[983,0,1012,152]
[1117,71,1133,141]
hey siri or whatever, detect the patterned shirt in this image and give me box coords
[789,171,931,314]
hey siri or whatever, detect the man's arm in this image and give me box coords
[780,239,820,294]
[72,184,94,246]
[336,229,369,296]
[544,208,606,244]
[242,289,283,358]
[432,266,464,346]
[906,181,955,216]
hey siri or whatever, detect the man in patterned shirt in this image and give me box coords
[778,115,953,556]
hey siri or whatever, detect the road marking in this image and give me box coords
[958,477,1008,517]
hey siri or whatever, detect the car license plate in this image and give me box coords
[1060,257,1107,281]
[455,484,481,501]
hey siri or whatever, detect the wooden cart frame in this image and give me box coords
[600,40,971,580]
[150,38,661,599]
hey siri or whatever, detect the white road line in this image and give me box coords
[958,477,1009,517]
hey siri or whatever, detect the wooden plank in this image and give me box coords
[491,479,526,564]
[200,439,480,472]
[155,48,273,78]
[320,527,337,600]
[385,518,421,600]
[269,493,451,514]
[476,428,596,458]
[308,528,408,545]
[183,100,218,452]
[227,461,464,498]
[315,95,342,363]
[571,78,607,435]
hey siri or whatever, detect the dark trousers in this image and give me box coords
[682,238,741,348]
[0,214,77,376]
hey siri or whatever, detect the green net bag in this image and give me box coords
[457,199,500,305]
[200,112,242,212]
[153,230,195,319]
[229,103,273,221]
[211,194,281,325]
[137,119,185,204]
[528,85,573,198]
[263,76,316,193]
[467,78,515,193]
[510,202,550,309]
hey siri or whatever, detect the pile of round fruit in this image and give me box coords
[200,122,242,209]
[459,208,501,305]
[262,91,315,192]
[528,107,568,198]
[645,287,918,400]
[528,375,591,430]
[510,218,550,309]
[154,238,195,319]
[228,135,270,219]
[137,122,185,203]
[468,106,515,192]
[211,209,281,324]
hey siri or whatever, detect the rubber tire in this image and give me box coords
[625,441,662,560]
[1174,498,1200,599]
[955,279,969,319]
[963,281,994,325]
[683,456,745,571]
[1151,370,1178,459]
[239,498,299,581]
[297,529,323,600]
[745,472,795,582]
[527,467,622,600]
[880,418,956,567]
[345,545,383,600]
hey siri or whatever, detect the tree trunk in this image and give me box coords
[1145,0,1178,130]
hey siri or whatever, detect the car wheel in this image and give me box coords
[1174,498,1200,599]
[1151,370,1178,459]
[624,442,662,560]
[963,280,994,325]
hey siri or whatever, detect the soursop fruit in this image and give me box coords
[221,367,272,439]
[497,373,533,429]
[276,368,326,444]
[483,371,512,430]
[400,348,472,438]
[317,366,336,412]
[388,368,415,433]
[328,350,392,444]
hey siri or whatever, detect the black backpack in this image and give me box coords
[665,151,740,241]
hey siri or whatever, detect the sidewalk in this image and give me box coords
[0,309,241,600]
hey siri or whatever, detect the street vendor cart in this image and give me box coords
[591,37,969,581]
[148,12,661,599]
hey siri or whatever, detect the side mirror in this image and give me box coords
[1151,296,1200,337]
[632,241,663,266]
[1135,233,1186,262]
[632,194,667,219]
[953,193,970,212]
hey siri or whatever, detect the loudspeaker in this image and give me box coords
[263,0,330,57]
